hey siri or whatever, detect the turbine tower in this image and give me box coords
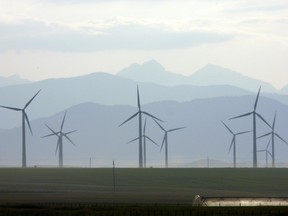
[127,117,159,168]
[230,87,270,168]
[257,112,288,168]
[221,121,251,168]
[42,112,77,168]
[153,119,185,168]
[0,90,41,168]
[119,85,162,168]
[257,137,272,168]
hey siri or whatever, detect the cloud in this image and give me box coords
[41,0,174,4]
[0,19,233,52]
[224,1,288,13]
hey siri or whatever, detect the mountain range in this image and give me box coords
[0,74,31,87]
[0,72,254,129]
[1,65,288,129]
[2,60,287,93]
[1,95,288,168]
[0,60,288,167]
[118,60,278,93]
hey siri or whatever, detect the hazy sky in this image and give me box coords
[0,0,288,88]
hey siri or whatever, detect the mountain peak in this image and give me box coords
[195,64,240,76]
[142,59,165,71]
[117,59,189,86]
[190,64,276,92]
[118,59,166,76]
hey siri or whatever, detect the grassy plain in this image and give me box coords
[0,168,287,204]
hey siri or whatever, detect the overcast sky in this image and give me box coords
[0,0,287,88]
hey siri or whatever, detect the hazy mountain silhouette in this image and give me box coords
[1,95,287,168]
[118,60,277,92]
[189,64,277,93]
[0,72,251,129]
[0,74,31,87]
[118,59,189,86]
[281,85,288,94]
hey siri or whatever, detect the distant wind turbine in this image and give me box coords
[257,112,288,168]
[257,137,272,168]
[42,112,77,168]
[230,87,271,168]
[127,117,159,168]
[153,119,186,168]
[0,90,41,168]
[221,121,251,168]
[119,85,162,168]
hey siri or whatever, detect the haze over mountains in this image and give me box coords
[0,74,31,87]
[1,60,288,167]
[1,97,288,168]
[118,60,278,93]
[0,71,256,129]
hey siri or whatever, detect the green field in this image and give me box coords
[0,168,288,215]
[0,168,287,205]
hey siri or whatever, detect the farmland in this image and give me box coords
[0,168,288,215]
[0,168,287,204]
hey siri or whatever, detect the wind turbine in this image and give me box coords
[257,137,272,168]
[127,117,159,168]
[229,87,271,168]
[153,119,186,168]
[221,121,251,168]
[119,85,162,168]
[0,90,41,168]
[257,112,288,168]
[42,112,77,168]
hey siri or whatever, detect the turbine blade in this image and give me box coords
[257,132,271,139]
[236,130,252,135]
[0,106,21,111]
[44,124,58,135]
[256,113,271,128]
[221,121,233,135]
[145,135,159,146]
[65,130,77,135]
[119,112,139,127]
[41,133,56,138]
[168,127,186,132]
[272,112,277,129]
[160,134,166,152]
[254,86,261,110]
[267,151,272,157]
[229,112,253,120]
[275,133,288,145]
[127,137,139,144]
[24,112,33,135]
[153,118,165,131]
[60,111,67,131]
[266,137,272,149]
[137,85,141,110]
[228,137,235,153]
[24,89,41,109]
[142,111,163,122]
[63,134,76,146]
[55,138,60,155]
[143,117,147,134]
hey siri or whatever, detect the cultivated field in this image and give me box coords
[0,168,287,205]
[1,168,288,215]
